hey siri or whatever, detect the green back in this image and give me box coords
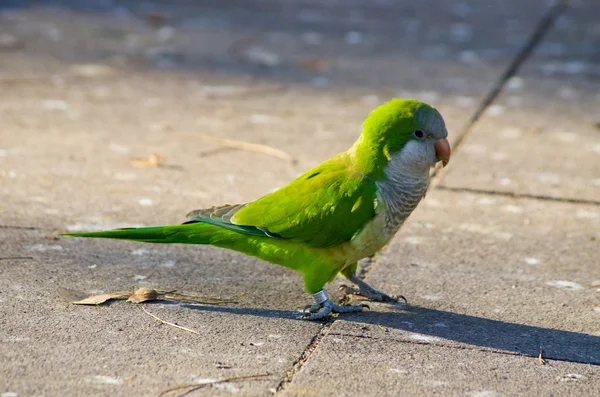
[186,99,441,248]
[229,152,377,248]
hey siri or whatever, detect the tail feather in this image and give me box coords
[63,223,230,245]
[63,221,310,274]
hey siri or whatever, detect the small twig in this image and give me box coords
[538,347,549,365]
[62,287,244,306]
[158,373,271,397]
[181,133,297,164]
[0,256,34,260]
[141,305,200,335]
[164,290,247,304]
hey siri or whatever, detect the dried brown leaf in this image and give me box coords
[128,287,160,303]
[61,287,242,306]
[72,292,131,305]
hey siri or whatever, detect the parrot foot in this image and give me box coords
[300,290,367,320]
[341,274,407,303]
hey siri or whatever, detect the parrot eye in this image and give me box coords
[413,130,425,139]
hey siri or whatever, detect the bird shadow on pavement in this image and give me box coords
[177,302,600,365]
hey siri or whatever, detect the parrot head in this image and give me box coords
[353,98,451,179]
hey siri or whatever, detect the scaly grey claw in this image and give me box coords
[300,290,366,320]
[345,274,408,304]
[396,295,408,304]
[301,300,333,320]
[303,303,322,314]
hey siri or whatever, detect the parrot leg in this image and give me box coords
[301,290,367,320]
[340,273,407,303]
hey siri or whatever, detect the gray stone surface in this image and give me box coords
[440,1,600,202]
[366,190,599,339]
[2,1,599,396]
[284,189,600,395]
[1,228,322,396]
[283,328,600,397]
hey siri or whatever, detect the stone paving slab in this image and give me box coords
[0,0,556,228]
[354,190,599,362]
[0,0,549,93]
[283,328,600,397]
[532,0,599,64]
[284,187,600,395]
[0,1,583,396]
[0,0,552,157]
[440,1,600,202]
[438,77,600,202]
[1,228,322,397]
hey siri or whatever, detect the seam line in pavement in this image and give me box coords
[443,0,570,158]
[438,185,600,206]
[329,332,599,366]
[273,1,571,390]
[274,319,335,394]
[0,225,45,230]
[364,0,572,323]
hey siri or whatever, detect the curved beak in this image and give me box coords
[434,138,451,167]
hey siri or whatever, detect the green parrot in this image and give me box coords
[64,98,451,320]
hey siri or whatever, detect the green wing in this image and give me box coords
[186,152,377,248]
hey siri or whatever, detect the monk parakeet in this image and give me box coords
[64,98,450,320]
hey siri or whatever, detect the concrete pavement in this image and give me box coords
[1,1,598,396]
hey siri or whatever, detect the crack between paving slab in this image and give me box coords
[273,2,572,392]
[273,319,335,394]
[432,0,570,181]
[0,225,44,230]
[375,1,572,278]
[318,2,584,380]
[356,0,574,283]
[438,186,600,206]
[330,332,599,366]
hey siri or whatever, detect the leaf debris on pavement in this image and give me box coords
[181,133,297,164]
[129,154,183,170]
[58,287,242,306]
[129,154,164,168]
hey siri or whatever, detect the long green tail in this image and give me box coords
[64,221,341,289]
[63,222,236,245]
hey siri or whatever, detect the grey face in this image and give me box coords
[413,105,448,141]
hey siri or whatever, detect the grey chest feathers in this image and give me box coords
[375,140,433,232]
[376,174,429,233]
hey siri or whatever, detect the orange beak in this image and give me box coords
[434,138,451,167]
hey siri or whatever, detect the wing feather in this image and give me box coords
[186,152,377,248]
